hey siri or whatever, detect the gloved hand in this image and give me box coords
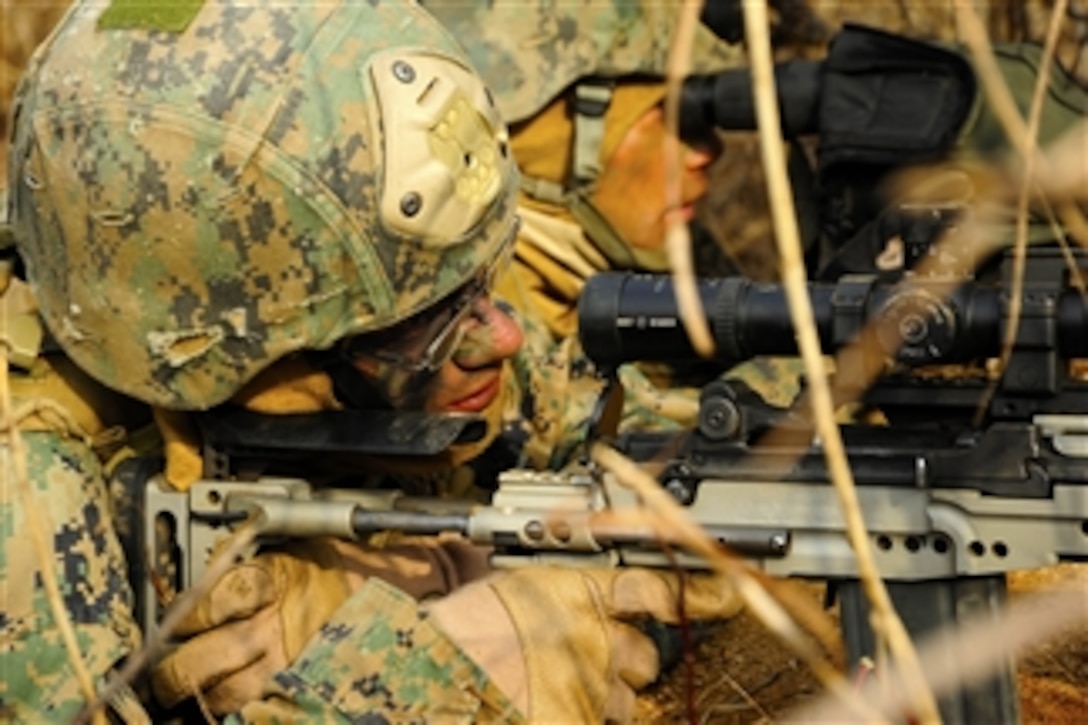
[424,566,743,723]
[151,535,490,713]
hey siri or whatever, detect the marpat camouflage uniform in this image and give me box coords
[2,0,526,720]
[1,405,520,720]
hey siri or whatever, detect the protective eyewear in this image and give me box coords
[343,219,518,374]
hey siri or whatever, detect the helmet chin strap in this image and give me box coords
[568,191,639,268]
[517,79,649,271]
[570,80,613,185]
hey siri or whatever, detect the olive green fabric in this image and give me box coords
[97,0,204,32]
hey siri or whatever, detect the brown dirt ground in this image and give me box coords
[635,565,1088,723]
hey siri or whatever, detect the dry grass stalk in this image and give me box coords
[1046,123,1088,262]
[590,505,847,667]
[100,674,151,725]
[1015,0,1073,320]
[591,442,883,722]
[697,668,773,724]
[78,518,262,723]
[663,0,715,358]
[739,1,941,722]
[1036,119,1088,214]
[189,673,218,724]
[715,4,1085,719]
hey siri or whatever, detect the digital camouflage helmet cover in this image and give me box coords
[8,0,519,410]
[424,0,742,124]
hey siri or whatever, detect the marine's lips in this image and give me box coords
[445,372,501,413]
[664,201,698,226]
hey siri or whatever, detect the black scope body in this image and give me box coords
[577,272,1088,370]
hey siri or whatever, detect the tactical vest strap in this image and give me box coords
[567,190,637,269]
[518,78,675,270]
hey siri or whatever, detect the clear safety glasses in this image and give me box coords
[343,218,518,374]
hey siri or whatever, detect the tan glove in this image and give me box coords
[424,566,743,723]
[151,535,491,713]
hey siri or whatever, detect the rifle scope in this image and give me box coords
[678,60,822,147]
[577,272,1088,369]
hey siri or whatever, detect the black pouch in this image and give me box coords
[816,23,977,174]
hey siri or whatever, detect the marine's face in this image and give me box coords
[417,294,524,413]
[346,289,524,413]
[589,105,719,250]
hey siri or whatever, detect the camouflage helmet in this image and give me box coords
[423,0,742,124]
[9,0,519,410]
[424,0,740,270]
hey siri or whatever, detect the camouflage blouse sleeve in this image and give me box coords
[0,430,142,721]
[4,428,524,722]
[230,578,524,723]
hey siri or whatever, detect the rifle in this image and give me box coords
[115,23,1088,722]
[117,226,1088,724]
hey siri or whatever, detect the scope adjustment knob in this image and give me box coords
[876,289,956,364]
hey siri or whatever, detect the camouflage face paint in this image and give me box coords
[342,218,519,407]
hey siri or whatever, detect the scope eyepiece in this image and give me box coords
[677,60,824,148]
